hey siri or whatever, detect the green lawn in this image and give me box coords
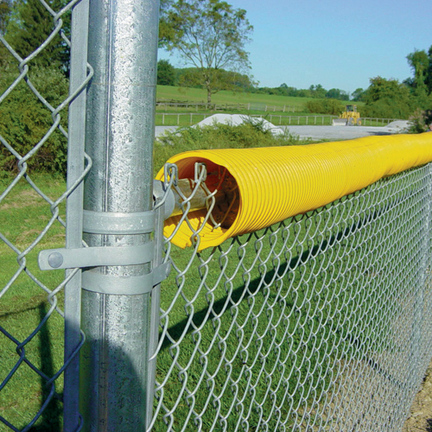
[156,85,314,110]
[0,174,66,431]
[152,168,426,430]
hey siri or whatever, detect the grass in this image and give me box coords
[0,174,66,431]
[152,167,431,430]
[156,85,314,110]
[155,85,378,129]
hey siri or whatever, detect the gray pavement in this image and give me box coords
[280,125,404,140]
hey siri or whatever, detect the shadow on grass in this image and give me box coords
[427,418,432,432]
[160,207,382,351]
[28,302,62,431]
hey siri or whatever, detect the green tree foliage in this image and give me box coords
[351,88,366,102]
[159,0,177,46]
[163,0,253,104]
[406,48,430,106]
[0,0,11,33]
[157,59,176,86]
[309,84,326,99]
[177,66,254,92]
[362,76,414,119]
[426,46,432,95]
[306,98,344,115]
[4,0,70,71]
[0,0,12,66]
[255,84,351,101]
[325,88,349,101]
[0,66,69,175]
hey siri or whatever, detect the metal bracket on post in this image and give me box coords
[38,181,175,295]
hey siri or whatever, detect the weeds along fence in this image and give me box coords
[155,113,398,127]
[0,1,432,432]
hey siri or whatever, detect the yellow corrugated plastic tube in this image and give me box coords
[156,133,432,251]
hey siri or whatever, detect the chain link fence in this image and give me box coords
[0,0,90,429]
[150,163,432,431]
[1,0,432,431]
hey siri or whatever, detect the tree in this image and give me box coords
[0,0,12,66]
[351,88,366,102]
[426,46,432,95]
[177,66,253,93]
[0,66,69,174]
[325,88,349,101]
[406,48,429,106]
[407,49,429,89]
[157,59,176,86]
[363,76,414,119]
[0,0,11,34]
[309,84,326,99]
[4,0,70,71]
[163,0,253,105]
[159,0,176,46]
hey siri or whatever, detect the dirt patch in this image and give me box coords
[403,362,432,432]
[0,188,44,210]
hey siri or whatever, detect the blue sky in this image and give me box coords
[158,0,432,95]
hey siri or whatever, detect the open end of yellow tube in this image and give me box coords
[157,155,243,250]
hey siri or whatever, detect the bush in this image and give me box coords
[361,97,414,120]
[408,109,432,133]
[153,121,312,176]
[0,66,69,175]
[306,99,344,115]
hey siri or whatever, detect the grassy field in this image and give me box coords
[0,128,313,429]
[155,85,373,129]
[156,85,314,110]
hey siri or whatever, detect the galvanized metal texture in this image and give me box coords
[79,0,159,429]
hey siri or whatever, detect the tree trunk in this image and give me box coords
[205,78,212,107]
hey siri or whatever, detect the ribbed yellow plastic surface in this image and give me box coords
[156,133,432,250]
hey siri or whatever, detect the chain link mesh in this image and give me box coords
[0,0,89,429]
[151,164,432,431]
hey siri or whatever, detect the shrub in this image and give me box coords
[407,109,432,133]
[306,99,344,115]
[361,98,414,120]
[153,121,311,176]
[0,66,69,175]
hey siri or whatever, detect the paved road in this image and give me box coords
[155,125,408,141]
[279,125,405,140]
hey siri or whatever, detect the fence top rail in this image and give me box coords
[157,133,432,250]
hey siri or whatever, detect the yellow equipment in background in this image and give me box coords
[332,105,361,126]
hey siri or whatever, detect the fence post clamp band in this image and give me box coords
[37,183,175,293]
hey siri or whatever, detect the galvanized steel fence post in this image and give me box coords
[63,0,91,430]
[78,0,159,429]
